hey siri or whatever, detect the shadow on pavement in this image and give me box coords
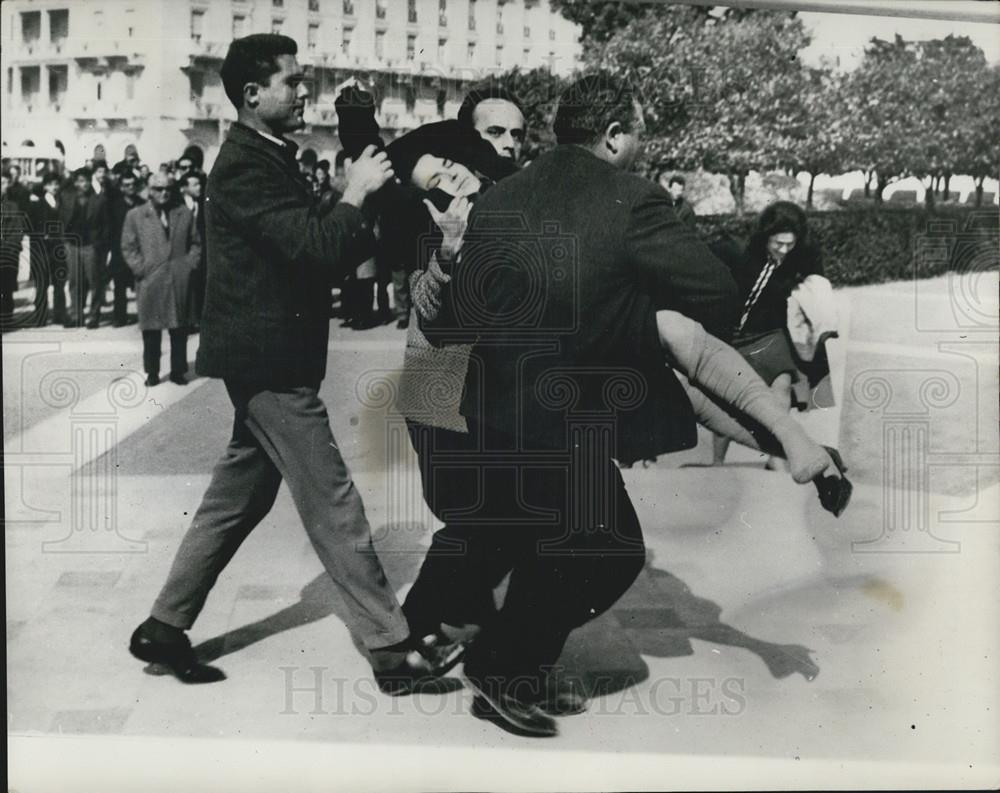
[191,541,818,698]
[566,554,820,698]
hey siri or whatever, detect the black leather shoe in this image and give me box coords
[145,374,160,387]
[86,319,100,329]
[373,634,466,696]
[169,373,188,386]
[537,677,589,716]
[129,623,225,684]
[814,446,853,517]
[396,316,409,330]
[465,675,558,737]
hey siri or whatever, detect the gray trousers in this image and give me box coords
[151,382,410,651]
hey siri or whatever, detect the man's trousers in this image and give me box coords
[63,241,86,322]
[402,420,510,637]
[142,329,188,378]
[81,243,107,323]
[405,417,647,696]
[151,382,411,651]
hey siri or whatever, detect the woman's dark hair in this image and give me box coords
[220,34,298,110]
[748,200,810,261]
[553,72,640,146]
[385,119,516,184]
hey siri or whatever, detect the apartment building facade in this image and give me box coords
[1,0,581,170]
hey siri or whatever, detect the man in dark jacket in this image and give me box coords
[657,171,697,228]
[65,166,111,328]
[128,34,459,691]
[422,73,738,735]
[30,171,76,326]
[107,171,144,326]
[1,171,28,325]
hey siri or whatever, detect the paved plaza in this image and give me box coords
[5,274,999,791]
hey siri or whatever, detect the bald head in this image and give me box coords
[148,172,172,207]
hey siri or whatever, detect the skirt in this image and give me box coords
[734,328,836,411]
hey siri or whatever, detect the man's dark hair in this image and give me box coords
[182,144,205,170]
[553,72,640,146]
[183,172,203,188]
[316,159,330,172]
[220,34,298,110]
[457,82,524,129]
[119,172,136,184]
[73,167,92,182]
[92,159,109,171]
[42,171,61,186]
[299,148,318,167]
[667,174,685,188]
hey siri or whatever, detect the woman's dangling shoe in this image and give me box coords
[814,446,852,517]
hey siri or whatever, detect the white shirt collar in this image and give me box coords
[253,127,288,148]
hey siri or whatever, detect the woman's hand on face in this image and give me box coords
[423,195,471,262]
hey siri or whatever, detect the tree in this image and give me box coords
[596,7,810,214]
[842,36,926,203]
[548,0,650,44]
[843,34,993,206]
[909,36,990,206]
[549,0,760,45]
[956,64,1000,207]
[785,68,852,208]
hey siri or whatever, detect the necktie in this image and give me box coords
[738,257,778,332]
[160,210,170,234]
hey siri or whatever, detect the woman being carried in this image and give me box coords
[336,89,851,644]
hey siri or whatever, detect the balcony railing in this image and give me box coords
[188,40,228,58]
[70,39,146,59]
[11,37,81,59]
[67,100,129,118]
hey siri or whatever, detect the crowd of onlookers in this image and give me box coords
[0,141,413,334]
[1,143,207,330]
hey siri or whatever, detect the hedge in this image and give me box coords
[694,206,999,287]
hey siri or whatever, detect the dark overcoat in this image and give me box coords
[428,144,739,464]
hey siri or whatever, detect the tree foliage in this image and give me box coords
[594,7,808,213]
[510,7,997,211]
[547,0,650,44]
